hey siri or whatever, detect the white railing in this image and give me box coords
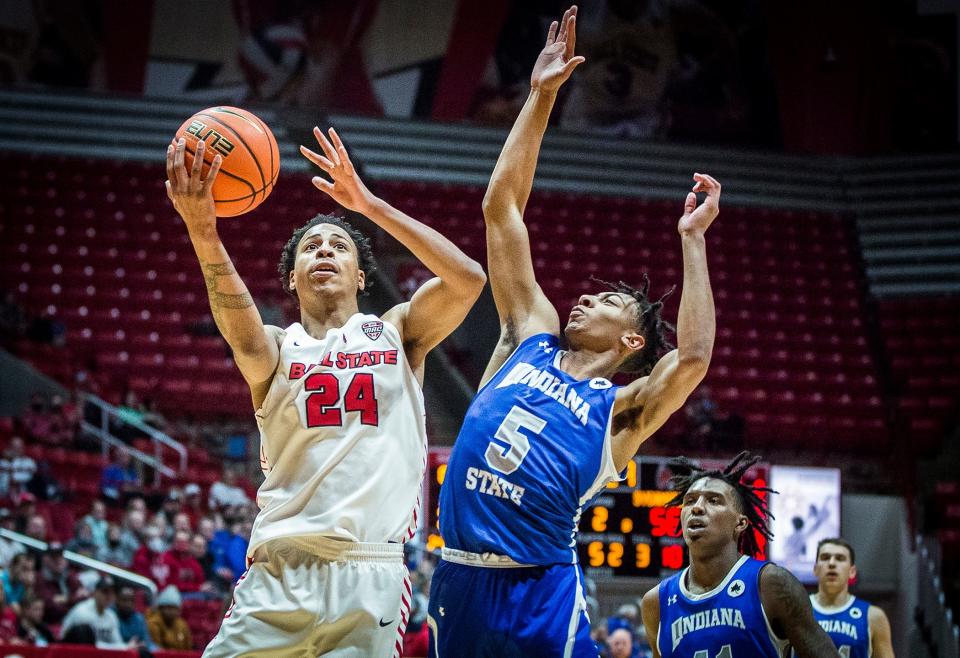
[0,528,157,597]
[80,393,187,485]
[918,535,960,658]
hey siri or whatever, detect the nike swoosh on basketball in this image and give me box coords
[379,618,394,627]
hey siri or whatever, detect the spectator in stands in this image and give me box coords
[209,466,250,510]
[151,512,171,546]
[608,603,640,635]
[101,448,141,503]
[23,511,46,543]
[45,395,76,447]
[2,552,35,612]
[127,496,148,515]
[160,490,185,532]
[17,596,54,646]
[114,585,154,650]
[161,530,205,595]
[99,523,130,566]
[0,437,37,499]
[0,579,24,645]
[133,526,169,587]
[36,541,82,623]
[607,627,633,658]
[118,509,146,566]
[116,390,146,427]
[225,516,252,583]
[0,509,25,569]
[189,533,218,590]
[402,588,429,657]
[12,495,33,533]
[60,576,139,649]
[146,585,192,650]
[65,520,98,559]
[172,512,192,536]
[82,499,109,552]
[183,482,204,524]
[20,395,52,444]
[25,459,62,502]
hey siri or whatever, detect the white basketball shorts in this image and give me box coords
[202,537,411,658]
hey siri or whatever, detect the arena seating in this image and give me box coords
[1,154,897,453]
[877,297,960,453]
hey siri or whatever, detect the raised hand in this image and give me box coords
[300,127,375,214]
[165,138,222,237]
[678,173,721,235]
[530,5,586,93]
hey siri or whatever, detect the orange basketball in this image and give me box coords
[174,107,280,217]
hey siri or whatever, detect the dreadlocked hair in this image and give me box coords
[278,214,377,299]
[665,451,778,558]
[589,274,676,376]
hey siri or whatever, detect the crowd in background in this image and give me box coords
[0,393,670,655]
[0,389,262,652]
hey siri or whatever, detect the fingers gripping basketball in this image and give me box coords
[174,106,280,217]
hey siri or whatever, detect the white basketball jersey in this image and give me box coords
[248,313,427,556]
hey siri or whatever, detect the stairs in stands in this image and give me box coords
[846,153,960,297]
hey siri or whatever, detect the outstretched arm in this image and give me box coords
[610,175,719,470]
[301,128,486,375]
[166,138,280,409]
[760,565,841,658]
[479,6,585,385]
[869,605,896,658]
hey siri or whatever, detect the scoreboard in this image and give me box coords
[425,449,769,579]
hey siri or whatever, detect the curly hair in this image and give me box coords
[590,274,675,376]
[665,451,777,558]
[278,214,377,299]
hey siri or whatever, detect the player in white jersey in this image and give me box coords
[165,126,486,656]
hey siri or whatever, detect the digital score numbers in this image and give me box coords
[578,457,769,578]
[424,449,768,579]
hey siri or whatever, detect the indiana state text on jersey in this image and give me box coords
[495,361,593,426]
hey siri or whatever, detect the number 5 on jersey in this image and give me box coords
[485,406,546,475]
[304,372,379,427]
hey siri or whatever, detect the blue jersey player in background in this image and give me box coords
[429,5,722,657]
[641,453,840,658]
[804,538,895,658]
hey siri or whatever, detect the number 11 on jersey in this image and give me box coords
[694,646,732,658]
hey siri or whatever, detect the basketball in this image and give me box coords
[173,106,280,217]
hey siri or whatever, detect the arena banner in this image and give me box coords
[768,465,841,584]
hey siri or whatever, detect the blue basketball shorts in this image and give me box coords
[427,559,598,658]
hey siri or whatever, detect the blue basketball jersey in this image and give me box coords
[657,556,789,658]
[807,595,871,658]
[438,333,621,565]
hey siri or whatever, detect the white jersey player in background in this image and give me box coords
[165,127,486,656]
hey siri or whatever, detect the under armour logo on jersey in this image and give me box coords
[538,340,550,350]
[726,579,745,598]
[668,595,677,605]
[439,607,445,617]
[849,607,862,619]
[589,377,612,389]
[362,320,384,341]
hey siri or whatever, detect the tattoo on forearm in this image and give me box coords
[199,259,254,328]
[214,291,255,309]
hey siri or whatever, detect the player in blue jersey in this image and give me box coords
[806,538,895,658]
[428,6,723,657]
[641,453,839,658]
